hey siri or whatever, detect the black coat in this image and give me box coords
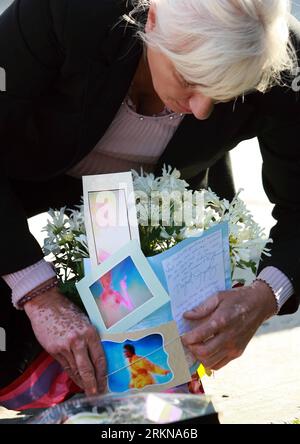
[1,0,300,315]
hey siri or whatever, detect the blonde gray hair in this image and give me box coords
[126,0,296,101]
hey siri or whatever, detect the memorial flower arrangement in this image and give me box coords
[42,166,271,300]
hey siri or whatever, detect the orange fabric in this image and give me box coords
[128,355,170,389]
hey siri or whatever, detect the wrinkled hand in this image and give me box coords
[24,287,106,396]
[182,280,277,370]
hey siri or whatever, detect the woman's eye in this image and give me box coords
[183,80,192,88]
[183,80,197,89]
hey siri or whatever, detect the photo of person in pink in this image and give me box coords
[90,256,154,329]
[96,271,134,328]
[88,190,132,265]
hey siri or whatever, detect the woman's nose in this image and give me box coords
[188,94,214,120]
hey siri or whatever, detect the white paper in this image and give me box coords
[162,230,226,335]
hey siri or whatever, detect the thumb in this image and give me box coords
[183,293,220,320]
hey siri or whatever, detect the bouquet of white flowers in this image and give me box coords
[42,166,271,301]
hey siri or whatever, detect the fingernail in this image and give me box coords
[181,336,188,345]
[184,312,194,319]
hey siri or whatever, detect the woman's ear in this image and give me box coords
[145,4,157,33]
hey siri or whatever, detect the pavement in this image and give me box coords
[203,309,300,424]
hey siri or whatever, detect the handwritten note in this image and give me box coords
[162,230,226,335]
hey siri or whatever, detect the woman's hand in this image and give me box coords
[182,280,277,370]
[24,287,106,396]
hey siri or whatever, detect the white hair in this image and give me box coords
[127,0,296,101]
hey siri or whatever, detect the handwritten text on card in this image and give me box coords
[162,230,226,335]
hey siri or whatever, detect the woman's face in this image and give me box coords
[146,46,215,121]
[145,5,215,120]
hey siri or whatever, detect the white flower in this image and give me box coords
[68,209,85,232]
[235,247,251,263]
[132,167,271,275]
[132,168,159,195]
[43,167,272,287]
[158,165,189,193]
[46,207,67,229]
[181,226,203,239]
[43,238,61,256]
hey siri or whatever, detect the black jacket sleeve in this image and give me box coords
[0,0,66,274]
[256,16,300,315]
[0,0,131,275]
[257,96,300,315]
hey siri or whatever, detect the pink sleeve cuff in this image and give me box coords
[257,266,294,312]
[2,259,56,309]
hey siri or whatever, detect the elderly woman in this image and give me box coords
[0,0,299,396]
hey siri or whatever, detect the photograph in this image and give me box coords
[76,241,170,334]
[88,189,131,264]
[83,173,140,267]
[102,333,173,392]
[89,255,154,329]
[101,322,191,394]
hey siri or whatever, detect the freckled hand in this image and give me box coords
[24,288,107,395]
[181,281,277,370]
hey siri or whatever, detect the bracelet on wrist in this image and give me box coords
[254,278,279,315]
[18,277,59,309]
